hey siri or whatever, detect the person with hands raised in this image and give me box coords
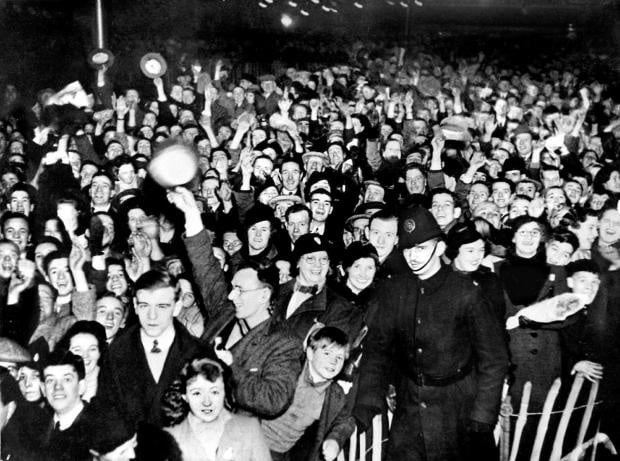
[168,186,302,419]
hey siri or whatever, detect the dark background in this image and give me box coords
[0,0,618,99]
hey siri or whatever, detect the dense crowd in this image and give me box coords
[0,34,618,461]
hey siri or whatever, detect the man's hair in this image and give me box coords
[558,207,599,230]
[134,270,178,298]
[428,187,459,208]
[548,229,579,253]
[236,261,279,303]
[0,211,29,232]
[7,183,35,205]
[43,250,69,275]
[306,326,350,355]
[566,259,601,277]
[209,147,231,162]
[368,209,398,228]
[41,349,85,380]
[470,180,490,192]
[285,203,311,223]
[491,177,515,193]
[252,154,274,166]
[90,169,115,186]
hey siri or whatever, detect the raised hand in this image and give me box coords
[166,187,200,215]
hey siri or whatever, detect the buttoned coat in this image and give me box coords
[355,265,508,461]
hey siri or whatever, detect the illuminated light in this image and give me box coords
[353,1,363,7]
[330,7,338,12]
[310,0,319,3]
[414,0,423,5]
[300,8,309,15]
[281,13,293,26]
[265,0,273,3]
[399,1,408,6]
[288,0,298,6]
[321,4,330,11]
[258,1,268,6]
[386,0,395,5]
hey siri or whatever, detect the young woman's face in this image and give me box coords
[95,296,126,340]
[69,333,101,375]
[184,375,226,423]
[346,257,377,293]
[17,366,42,402]
[106,264,128,296]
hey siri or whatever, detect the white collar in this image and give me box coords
[140,325,176,353]
[54,400,85,431]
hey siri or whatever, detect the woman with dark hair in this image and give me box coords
[446,222,506,323]
[56,320,107,402]
[162,356,271,461]
[42,217,72,251]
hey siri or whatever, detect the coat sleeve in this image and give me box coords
[353,286,396,429]
[467,288,509,425]
[71,285,97,320]
[232,334,302,419]
[183,229,229,319]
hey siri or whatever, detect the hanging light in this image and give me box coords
[288,0,298,6]
[300,8,309,15]
[281,13,293,26]
[399,1,408,7]
[353,1,363,7]
[258,1,268,7]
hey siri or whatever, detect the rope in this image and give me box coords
[506,401,602,417]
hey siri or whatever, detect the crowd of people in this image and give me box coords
[0,32,618,461]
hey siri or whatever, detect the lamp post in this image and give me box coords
[95,0,104,48]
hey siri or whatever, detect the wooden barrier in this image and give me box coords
[340,376,610,461]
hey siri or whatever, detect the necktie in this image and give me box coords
[295,283,319,295]
[236,319,250,337]
[151,340,162,353]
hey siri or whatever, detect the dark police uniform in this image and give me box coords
[354,206,508,461]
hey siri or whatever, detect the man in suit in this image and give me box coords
[98,270,204,431]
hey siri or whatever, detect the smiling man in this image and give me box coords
[10,350,136,461]
[99,270,204,430]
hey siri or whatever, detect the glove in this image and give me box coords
[467,420,498,461]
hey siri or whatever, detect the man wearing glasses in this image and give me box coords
[168,186,302,419]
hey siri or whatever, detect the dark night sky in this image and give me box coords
[0,0,617,94]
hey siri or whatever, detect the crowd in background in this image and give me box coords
[0,33,618,460]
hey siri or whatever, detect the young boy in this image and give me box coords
[261,326,355,461]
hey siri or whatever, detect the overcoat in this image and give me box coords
[355,265,508,461]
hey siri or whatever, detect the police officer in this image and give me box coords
[353,205,508,461]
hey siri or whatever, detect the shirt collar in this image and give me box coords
[140,325,176,352]
[54,400,85,431]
